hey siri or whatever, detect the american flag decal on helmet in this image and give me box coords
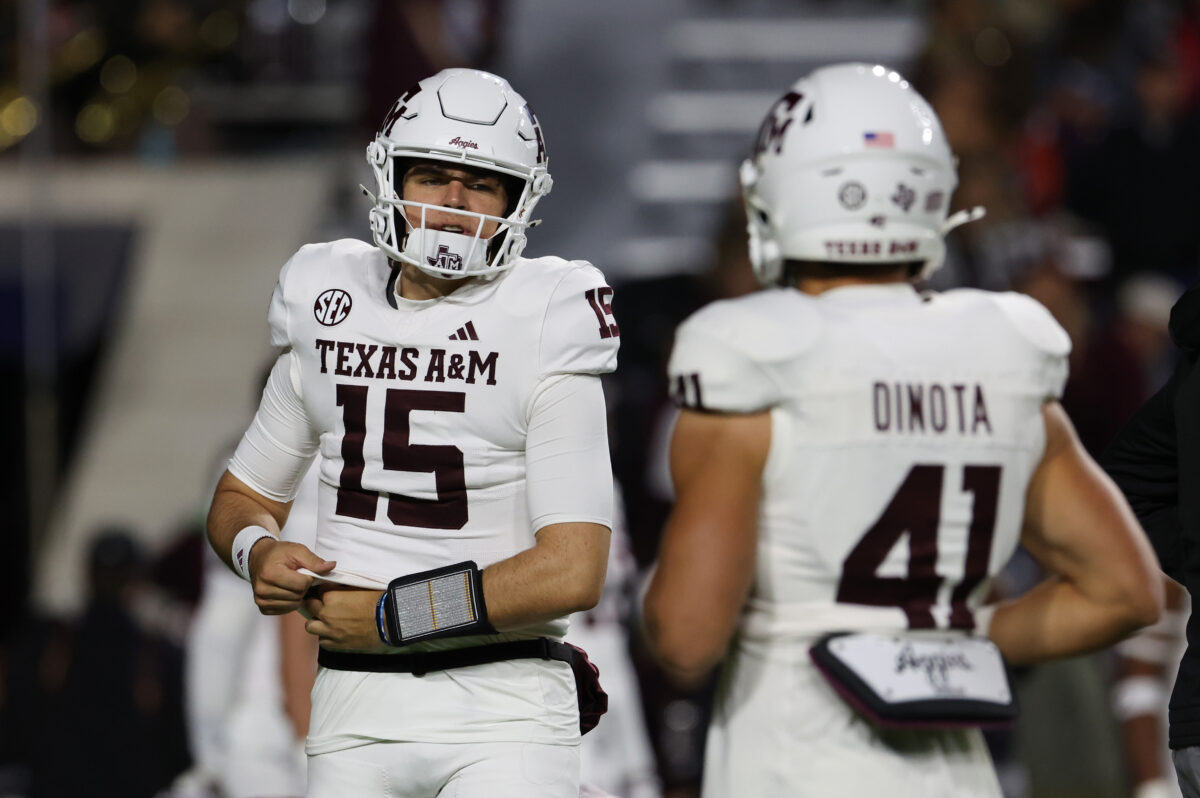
[864,131,895,148]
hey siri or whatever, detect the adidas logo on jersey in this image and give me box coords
[449,321,479,341]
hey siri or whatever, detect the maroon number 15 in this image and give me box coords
[334,385,468,529]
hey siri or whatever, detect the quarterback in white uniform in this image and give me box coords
[643,63,1163,797]
[206,69,617,798]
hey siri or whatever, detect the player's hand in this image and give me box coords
[249,539,335,615]
[302,584,390,653]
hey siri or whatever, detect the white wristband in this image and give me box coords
[231,525,277,583]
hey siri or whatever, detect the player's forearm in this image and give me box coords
[643,561,746,686]
[642,589,727,688]
[988,578,1161,666]
[480,522,610,631]
[206,470,288,571]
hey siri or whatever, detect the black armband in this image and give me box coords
[379,561,497,646]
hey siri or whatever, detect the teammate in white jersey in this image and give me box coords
[206,68,617,798]
[182,462,317,798]
[642,62,1163,798]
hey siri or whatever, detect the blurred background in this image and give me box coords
[1,0,1197,797]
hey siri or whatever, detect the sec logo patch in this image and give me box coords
[314,289,352,326]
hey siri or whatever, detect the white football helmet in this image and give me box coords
[363,68,553,279]
[740,62,983,286]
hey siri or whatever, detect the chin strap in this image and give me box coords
[942,205,987,234]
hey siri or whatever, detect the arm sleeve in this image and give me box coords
[668,315,779,413]
[526,373,614,532]
[227,351,319,502]
[538,262,620,377]
[1100,363,1184,577]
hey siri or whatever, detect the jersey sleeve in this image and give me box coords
[668,305,780,413]
[537,261,620,378]
[525,373,614,532]
[227,350,319,502]
[995,292,1072,400]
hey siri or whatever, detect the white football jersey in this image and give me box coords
[668,283,1070,641]
[267,239,617,622]
[256,239,619,750]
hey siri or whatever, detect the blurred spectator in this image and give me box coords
[1052,270,1181,457]
[362,1,507,136]
[0,527,190,798]
[1114,271,1187,390]
[1066,41,1200,287]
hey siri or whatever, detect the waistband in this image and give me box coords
[317,638,572,677]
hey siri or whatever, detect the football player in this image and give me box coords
[643,62,1163,797]
[206,68,617,798]
[184,482,311,798]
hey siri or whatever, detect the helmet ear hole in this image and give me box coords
[367,141,387,167]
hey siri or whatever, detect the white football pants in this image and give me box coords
[307,739,580,798]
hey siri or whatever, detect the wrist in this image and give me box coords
[231,525,278,582]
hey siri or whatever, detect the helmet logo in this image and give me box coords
[427,244,464,272]
[449,136,479,150]
[753,90,803,156]
[891,183,916,212]
[525,104,548,164]
[838,181,867,210]
[378,83,422,137]
[314,289,353,326]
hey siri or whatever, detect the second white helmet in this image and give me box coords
[741,62,981,286]
[364,68,553,279]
